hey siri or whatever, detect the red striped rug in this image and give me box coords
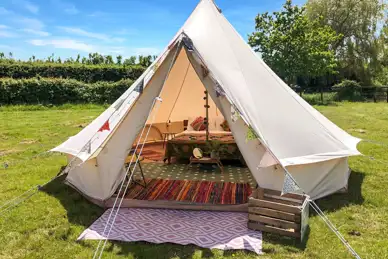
[125,179,252,205]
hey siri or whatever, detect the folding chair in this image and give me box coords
[124,149,147,188]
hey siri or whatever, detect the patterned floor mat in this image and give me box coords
[78,208,262,254]
[126,178,252,204]
[134,163,255,187]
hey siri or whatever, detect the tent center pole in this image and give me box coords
[205,90,209,141]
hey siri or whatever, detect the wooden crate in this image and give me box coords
[248,187,309,242]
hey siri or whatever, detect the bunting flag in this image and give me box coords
[113,98,125,111]
[98,120,110,132]
[281,171,301,195]
[231,105,240,122]
[135,79,144,93]
[215,83,225,97]
[81,140,92,154]
[182,36,194,51]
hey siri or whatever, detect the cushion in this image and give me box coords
[190,116,206,131]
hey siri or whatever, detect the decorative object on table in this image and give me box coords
[248,187,309,243]
[193,148,203,159]
[206,140,227,159]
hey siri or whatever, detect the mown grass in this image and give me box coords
[1,103,388,258]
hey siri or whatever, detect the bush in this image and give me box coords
[0,62,145,83]
[334,80,364,101]
[0,77,133,105]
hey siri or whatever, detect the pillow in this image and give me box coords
[190,116,206,131]
[220,120,230,131]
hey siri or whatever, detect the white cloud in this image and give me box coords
[51,0,79,15]
[28,39,95,52]
[0,7,13,15]
[13,0,39,14]
[0,25,19,38]
[88,11,107,17]
[16,17,44,30]
[58,26,125,43]
[0,44,14,49]
[0,30,19,38]
[64,5,79,15]
[131,47,161,56]
[115,28,137,36]
[21,28,50,36]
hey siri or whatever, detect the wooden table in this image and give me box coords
[188,156,224,173]
[161,132,177,148]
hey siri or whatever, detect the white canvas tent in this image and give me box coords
[52,0,361,203]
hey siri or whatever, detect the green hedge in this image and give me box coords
[0,77,133,105]
[0,62,145,83]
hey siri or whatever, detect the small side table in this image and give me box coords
[188,156,224,173]
[161,132,176,148]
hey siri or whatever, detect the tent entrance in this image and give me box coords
[134,47,225,144]
[112,46,255,211]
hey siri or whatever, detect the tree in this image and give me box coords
[138,55,153,67]
[116,55,122,65]
[104,55,114,65]
[123,56,136,66]
[306,0,387,85]
[248,0,339,85]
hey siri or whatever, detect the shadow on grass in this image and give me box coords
[259,225,310,254]
[313,170,365,213]
[41,174,259,258]
[41,175,104,228]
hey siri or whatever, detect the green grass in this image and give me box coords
[1,103,388,258]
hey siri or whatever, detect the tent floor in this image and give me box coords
[109,161,254,212]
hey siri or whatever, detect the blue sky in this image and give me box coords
[0,0,305,61]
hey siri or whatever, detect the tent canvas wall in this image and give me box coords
[51,0,361,203]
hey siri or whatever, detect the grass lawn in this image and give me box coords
[1,102,388,259]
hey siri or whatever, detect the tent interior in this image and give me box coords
[110,47,255,211]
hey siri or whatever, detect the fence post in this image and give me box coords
[386,87,388,103]
[374,87,377,103]
[320,86,323,103]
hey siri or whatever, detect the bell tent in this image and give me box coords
[52,0,361,205]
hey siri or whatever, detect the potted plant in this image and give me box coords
[206,140,226,159]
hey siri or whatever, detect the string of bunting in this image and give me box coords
[93,39,182,259]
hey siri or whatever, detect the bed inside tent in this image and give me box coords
[107,46,255,211]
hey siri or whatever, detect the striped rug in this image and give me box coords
[125,179,252,205]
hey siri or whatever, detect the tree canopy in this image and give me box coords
[248,0,339,85]
[306,0,387,85]
[249,0,388,87]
